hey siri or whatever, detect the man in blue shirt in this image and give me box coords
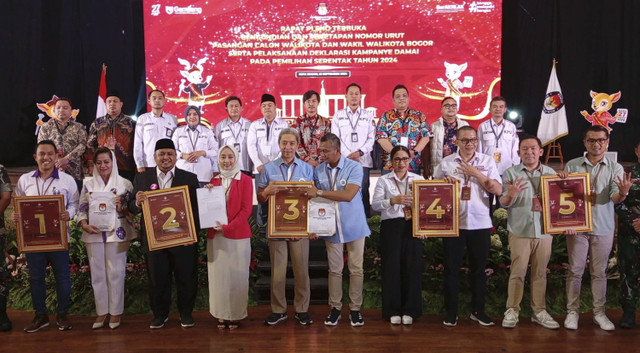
[308,133,371,327]
[257,128,314,326]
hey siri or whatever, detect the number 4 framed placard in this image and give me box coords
[412,180,459,237]
[142,185,198,251]
[14,195,68,253]
[268,181,313,238]
[540,173,593,234]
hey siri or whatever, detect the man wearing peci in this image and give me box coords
[129,139,200,329]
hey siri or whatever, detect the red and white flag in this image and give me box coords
[537,60,568,146]
[96,63,107,119]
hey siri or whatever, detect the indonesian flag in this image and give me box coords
[537,60,568,146]
[96,63,107,119]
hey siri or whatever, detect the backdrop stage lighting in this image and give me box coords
[143,1,502,126]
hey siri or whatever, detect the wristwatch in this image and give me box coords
[317,189,324,196]
[358,150,364,156]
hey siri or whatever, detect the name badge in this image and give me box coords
[403,206,412,220]
[461,186,471,201]
[234,143,241,153]
[165,127,173,137]
[400,136,409,147]
[351,132,358,143]
[532,197,542,212]
[493,152,501,163]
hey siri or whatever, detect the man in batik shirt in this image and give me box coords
[294,90,331,167]
[376,84,432,174]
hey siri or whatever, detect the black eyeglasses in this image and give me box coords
[442,104,457,109]
[459,138,478,145]
[585,138,608,145]
[392,157,411,163]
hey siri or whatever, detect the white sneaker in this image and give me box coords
[593,313,615,331]
[501,308,519,328]
[564,311,579,330]
[402,315,413,325]
[390,316,401,324]
[532,310,560,329]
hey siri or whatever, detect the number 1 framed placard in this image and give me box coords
[412,180,459,237]
[268,181,313,238]
[142,185,198,251]
[540,173,593,234]
[14,195,68,253]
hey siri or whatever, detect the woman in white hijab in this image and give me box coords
[204,145,253,329]
[77,146,134,329]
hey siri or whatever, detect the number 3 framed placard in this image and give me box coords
[14,195,68,253]
[268,181,313,238]
[142,185,198,251]
[412,180,459,237]
[540,173,593,234]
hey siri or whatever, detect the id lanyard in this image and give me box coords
[524,169,541,198]
[585,163,604,200]
[307,115,319,136]
[279,163,297,181]
[159,172,174,189]
[325,167,339,191]
[393,177,409,197]
[36,176,55,195]
[228,119,242,143]
[489,122,504,148]
[188,128,200,153]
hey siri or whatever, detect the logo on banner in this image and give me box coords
[165,6,174,15]
[469,1,495,13]
[151,4,160,16]
[580,90,626,132]
[166,5,202,15]
[317,3,328,16]
[436,3,465,13]
[543,91,564,114]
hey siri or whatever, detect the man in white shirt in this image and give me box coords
[331,83,376,217]
[434,126,502,328]
[215,96,252,175]
[428,96,469,176]
[477,96,520,211]
[247,93,289,226]
[134,90,178,172]
[13,140,79,333]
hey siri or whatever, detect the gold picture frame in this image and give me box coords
[412,180,459,237]
[540,173,593,234]
[14,195,68,253]
[268,181,313,238]
[142,185,198,250]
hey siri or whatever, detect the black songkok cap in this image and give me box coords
[261,93,276,104]
[155,138,175,151]
[106,89,121,101]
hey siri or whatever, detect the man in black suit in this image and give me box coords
[129,139,200,329]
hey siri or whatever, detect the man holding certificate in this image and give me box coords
[257,128,314,326]
[13,140,79,332]
[499,135,560,330]
[129,139,200,329]
[562,125,631,331]
[434,126,502,327]
[307,133,371,327]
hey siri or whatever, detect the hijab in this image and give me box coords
[184,105,201,131]
[92,149,119,192]
[217,144,241,180]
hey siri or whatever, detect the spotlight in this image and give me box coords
[505,110,523,131]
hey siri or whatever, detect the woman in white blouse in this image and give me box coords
[77,147,134,329]
[372,145,426,325]
[172,106,219,185]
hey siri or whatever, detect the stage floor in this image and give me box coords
[3,306,640,352]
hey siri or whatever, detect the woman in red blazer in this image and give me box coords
[205,145,253,329]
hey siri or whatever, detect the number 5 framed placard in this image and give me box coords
[412,180,459,237]
[142,185,198,251]
[540,173,593,234]
[14,195,68,253]
[268,181,313,238]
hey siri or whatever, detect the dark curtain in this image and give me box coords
[0,0,146,166]
[503,0,640,162]
[0,0,638,166]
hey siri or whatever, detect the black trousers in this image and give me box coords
[362,167,371,218]
[146,244,197,319]
[443,228,491,315]
[380,218,423,319]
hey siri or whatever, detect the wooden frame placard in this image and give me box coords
[142,185,198,251]
[540,173,593,234]
[268,181,313,238]
[412,180,459,237]
[14,195,68,253]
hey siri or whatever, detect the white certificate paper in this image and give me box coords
[308,197,336,237]
[89,191,117,232]
[196,187,228,229]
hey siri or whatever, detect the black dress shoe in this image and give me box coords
[619,311,636,329]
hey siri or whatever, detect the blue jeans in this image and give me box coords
[25,250,71,315]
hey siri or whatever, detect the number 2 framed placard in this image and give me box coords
[540,173,593,234]
[142,185,197,251]
[14,195,68,253]
[412,180,459,237]
[268,181,313,238]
